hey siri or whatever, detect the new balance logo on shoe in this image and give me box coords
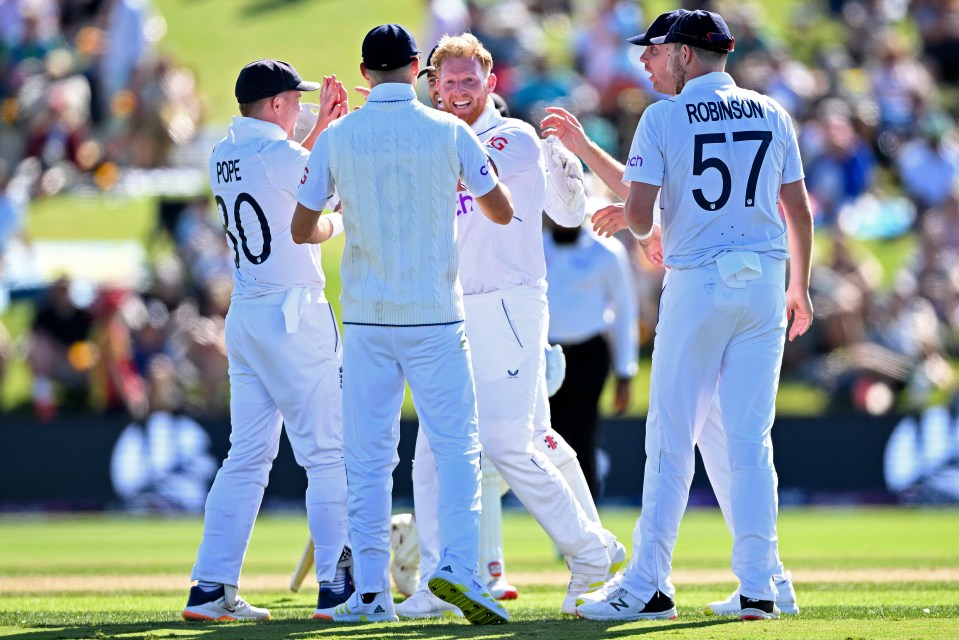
[610,597,630,612]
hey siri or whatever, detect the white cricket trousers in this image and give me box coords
[192,291,347,587]
[412,287,609,589]
[622,254,787,603]
[342,322,482,594]
[698,392,787,578]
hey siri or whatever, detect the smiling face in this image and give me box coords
[438,56,496,125]
[639,44,673,96]
[426,68,442,108]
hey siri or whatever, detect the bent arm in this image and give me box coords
[291,203,341,244]
[474,181,514,225]
[780,179,814,340]
[541,107,628,199]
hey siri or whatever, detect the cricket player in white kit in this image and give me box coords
[576,10,813,622]
[182,59,352,622]
[397,33,618,619]
[293,24,514,625]
[545,10,800,617]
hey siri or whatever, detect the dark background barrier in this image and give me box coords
[1,413,911,511]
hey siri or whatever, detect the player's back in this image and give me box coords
[326,97,466,325]
[209,117,325,299]
[649,72,802,269]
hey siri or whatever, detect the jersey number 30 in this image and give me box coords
[215,193,272,267]
[692,130,772,211]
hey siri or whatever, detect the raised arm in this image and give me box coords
[540,106,628,200]
[779,179,814,341]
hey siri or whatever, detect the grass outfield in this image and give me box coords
[1,509,957,638]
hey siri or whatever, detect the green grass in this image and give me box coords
[155,0,425,125]
[1,509,958,638]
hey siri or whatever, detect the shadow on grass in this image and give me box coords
[0,616,739,640]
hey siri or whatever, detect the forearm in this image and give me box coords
[579,139,629,200]
[291,204,341,244]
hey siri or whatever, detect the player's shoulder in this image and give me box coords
[643,97,677,121]
[732,86,792,122]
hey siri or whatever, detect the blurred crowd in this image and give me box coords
[3,0,959,422]
[421,0,959,415]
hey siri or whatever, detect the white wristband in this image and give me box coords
[326,212,344,238]
[631,224,654,241]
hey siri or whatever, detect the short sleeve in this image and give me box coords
[483,123,540,181]
[623,103,666,187]
[456,121,498,198]
[266,140,311,197]
[296,131,336,211]
[780,110,804,184]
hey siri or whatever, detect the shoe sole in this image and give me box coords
[491,589,519,601]
[428,577,509,625]
[312,612,399,622]
[741,608,780,620]
[396,610,462,619]
[575,606,678,621]
[706,604,798,616]
[182,610,270,622]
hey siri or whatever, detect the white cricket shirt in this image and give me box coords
[624,72,804,269]
[209,117,325,299]
[544,229,638,378]
[457,99,548,295]
[297,83,497,325]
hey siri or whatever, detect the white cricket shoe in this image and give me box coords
[312,590,399,622]
[182,585,271,621]
[607,539,627,579]
[395,588,464,619]
[390,513,420,597]
[428,563,509,625]
[561,571,606,615]
[487,576,519,600]
[575,587,678,621]
[704,571,799,616]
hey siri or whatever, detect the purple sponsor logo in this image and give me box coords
[480,163,490,176]
[456,192,475,217]
[627,155,643,167]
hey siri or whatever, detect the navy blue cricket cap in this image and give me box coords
[417,44,439,78]
[363,23,420,71]
[656,10,735,53]
[627,10,689,47]
[235,59,319,103]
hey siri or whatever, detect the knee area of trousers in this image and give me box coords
[533,431,577,469]
[660,448,696,478]
[305,459,346,482]
[727,442,774,470]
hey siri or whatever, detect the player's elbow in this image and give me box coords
[290,204,316,243]
[478,183,514,225]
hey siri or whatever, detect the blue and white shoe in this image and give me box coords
[182,584,271,621]
[312,590,398,622]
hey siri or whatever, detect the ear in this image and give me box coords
[359,62,372,87]
[487,72,498,92]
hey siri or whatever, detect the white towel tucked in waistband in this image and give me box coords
[715,251,763,289]
[281,287,312,334]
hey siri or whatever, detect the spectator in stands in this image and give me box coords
[802,103,876,224]
[28,276,95,420]
[895,113,959,214]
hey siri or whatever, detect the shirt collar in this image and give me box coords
[228,116,289,143]
[367,83,417,103]
[470,97,505,137]
[681,71,736,93]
